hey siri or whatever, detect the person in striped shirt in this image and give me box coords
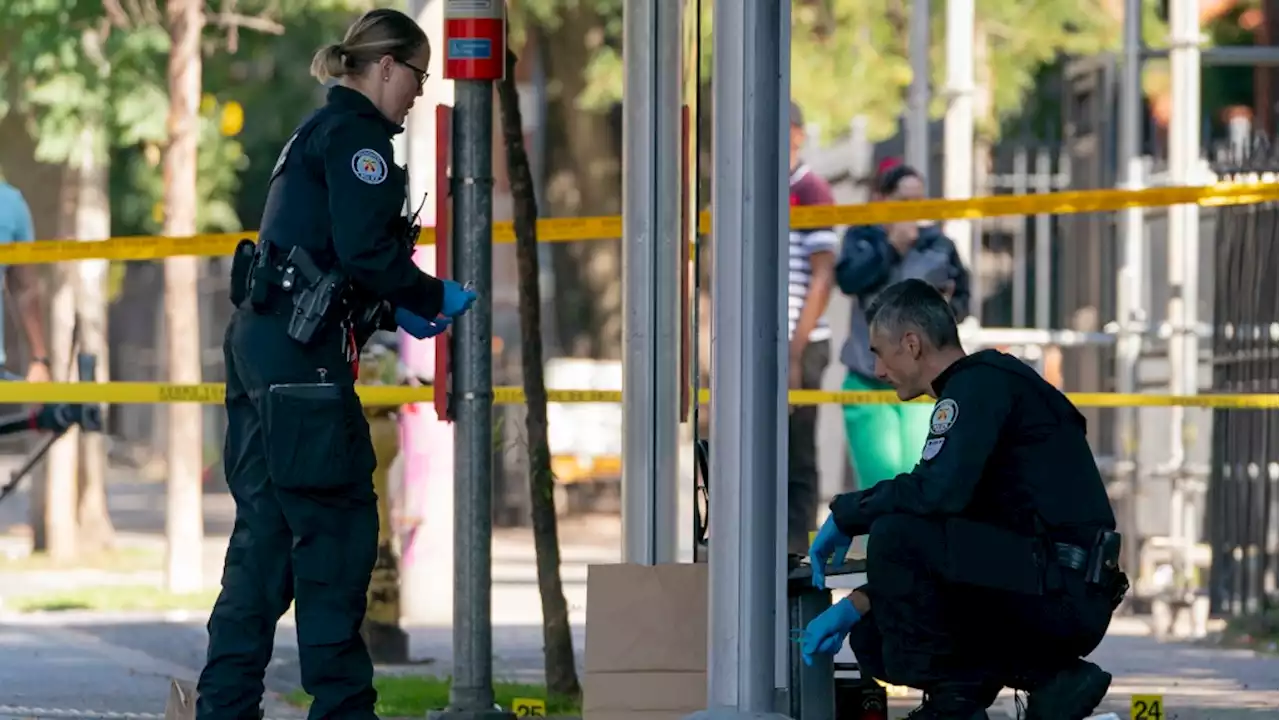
[785,101,838,554]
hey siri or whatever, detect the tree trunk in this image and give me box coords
[536,15,623,359]
[44,260,78,561]
[73,123,117,555]
[42,167,81,560]
[163,0,205,594]
[497,48,582,701]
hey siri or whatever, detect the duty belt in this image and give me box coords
[1054,542,1088,571]
[1052,529,1126,603]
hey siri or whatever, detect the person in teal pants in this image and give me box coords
[841,372,933,486]
[835,163,970,489]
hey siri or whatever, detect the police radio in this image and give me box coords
[228,239,257,307]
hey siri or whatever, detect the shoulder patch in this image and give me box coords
[929,398,959,435]
[271,133,298,181]
[351,148,388,185]
[921,436,946,461]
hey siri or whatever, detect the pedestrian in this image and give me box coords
[803,279,1127,720]
[834,163,969,492]
[0,181,51,382]
[784,100,838,555]
[196,9,475,720]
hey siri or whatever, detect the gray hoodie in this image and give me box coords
[834,223,971,379]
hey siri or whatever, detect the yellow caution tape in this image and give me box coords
[0,382,1273,408]
[13,183,1274,265]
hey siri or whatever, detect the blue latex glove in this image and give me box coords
[809,513,853,589]
[396,308,452,339]
[440,279,478,318]
[800,596,862,666]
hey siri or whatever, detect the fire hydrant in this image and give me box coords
[358,338,409,664]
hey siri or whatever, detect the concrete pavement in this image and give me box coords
[0,476,1274,718]
[0,610,1274,719]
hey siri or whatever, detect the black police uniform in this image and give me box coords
[197,86,444,720]
[829,349,1126,716]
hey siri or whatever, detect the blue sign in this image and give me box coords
[448,38,492,60]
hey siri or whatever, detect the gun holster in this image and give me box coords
[1085,529,1128,607]
[245,243,349,346]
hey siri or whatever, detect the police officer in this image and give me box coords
[802,279,1128,720]
[197,9,473,720]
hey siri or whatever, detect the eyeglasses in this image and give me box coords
[399,60,428,88]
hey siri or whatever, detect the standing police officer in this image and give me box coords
[802,279,1127,720]
[197,9,473,720]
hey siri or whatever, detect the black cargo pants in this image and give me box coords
[197,309,379,720]
[787,338,830,554]
[847,514,1114,702]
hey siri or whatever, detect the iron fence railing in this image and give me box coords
[1206,136,1279,617]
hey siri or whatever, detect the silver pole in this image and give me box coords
[1167,0,1202,579]
[1115,0,1146,567]
[905,0,931,173]
[694,0,790,716]
[942,0,976,304]
[1033,146,1052,332]
[1011,146,1028,326]
[448,79,501,716]
[621,0,681,566]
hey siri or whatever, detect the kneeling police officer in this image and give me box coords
[801,279,1128,720]
[196,9,473,720]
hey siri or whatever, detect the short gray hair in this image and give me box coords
[866,279,961,349]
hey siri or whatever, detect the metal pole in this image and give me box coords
[691,0,790,717]
[1033,146,1052,332]
[942,0,976,283]
[447,79,503,717]
[905,0,931,173]
[622,0,681,566]
[1166,0,1202,585]
[1012,147,1028,326]
[1116,0,1146,573]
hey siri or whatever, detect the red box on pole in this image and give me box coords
[443,15,506,81]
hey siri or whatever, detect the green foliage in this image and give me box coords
[0,0,374,241]
[114,99,249,236]
[513,0,1147,143]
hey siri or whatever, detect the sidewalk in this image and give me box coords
[0,475,1274,718]
[0,619,301,720]
[1,610,1274,720]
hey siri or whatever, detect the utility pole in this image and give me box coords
[688,0,791,717]
[1115,0,1146,576]
[163,0,205,595]
[431,2,510,718]
[905,0,931,174]
[621,0,681,566]
[1166,0,1203,600]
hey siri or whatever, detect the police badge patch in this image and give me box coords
[351,148,388,185]
[271,133,298,181]
[929,398,959,435]
[921,436,945,461]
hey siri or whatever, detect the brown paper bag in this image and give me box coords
[584,563,708,674]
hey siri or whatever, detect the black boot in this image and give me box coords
[1024,659,1111,720]
[905,689,992,720]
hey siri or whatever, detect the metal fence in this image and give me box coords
[1206,138,1279,617]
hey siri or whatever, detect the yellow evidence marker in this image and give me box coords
[512,698,547,717]
[1130,694,1164,720]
